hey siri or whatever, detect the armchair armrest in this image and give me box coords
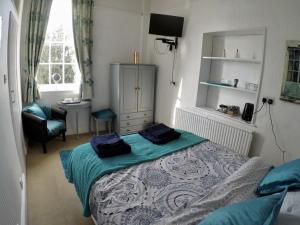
[22,111,48,141]
[51,107,67,121]
[22,111,47,125]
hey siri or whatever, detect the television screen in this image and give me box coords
[149,13,184,37]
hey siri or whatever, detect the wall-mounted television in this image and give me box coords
[149,13,184,38]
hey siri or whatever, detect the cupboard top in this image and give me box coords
[110,63,156,66]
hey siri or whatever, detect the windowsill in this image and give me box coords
[38,84,80,93]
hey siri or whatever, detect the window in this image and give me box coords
[287,47,300,83]
[37,0,80,92]
[280,41,300,102]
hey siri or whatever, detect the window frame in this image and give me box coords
[36,0,80,93]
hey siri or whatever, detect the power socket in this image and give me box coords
[268,99,274,105]
[262,97,274,105]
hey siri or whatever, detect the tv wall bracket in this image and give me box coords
[156,37,178,51]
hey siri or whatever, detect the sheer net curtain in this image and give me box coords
[25,0,53,103]
[72,0,94,100]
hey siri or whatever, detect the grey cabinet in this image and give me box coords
[110,63,156,135]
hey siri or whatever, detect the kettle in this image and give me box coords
[242,103,254,122]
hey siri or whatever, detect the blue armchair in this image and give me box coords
[22,103,67,153]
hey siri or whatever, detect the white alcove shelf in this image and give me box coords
[202,56,262,64]
[196,27,266,126]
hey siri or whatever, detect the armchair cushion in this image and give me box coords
[47,120,66,136]
[23,103,47,120]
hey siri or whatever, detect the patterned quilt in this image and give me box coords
[89,141,270,225]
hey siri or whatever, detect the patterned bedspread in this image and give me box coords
[89,141,270,225]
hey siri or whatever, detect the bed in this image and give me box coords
[61,132,270,225]
[88,141,270,225]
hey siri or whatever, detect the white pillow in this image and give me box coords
[274,191,300,225]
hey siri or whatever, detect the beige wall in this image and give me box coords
[146,0,300,165]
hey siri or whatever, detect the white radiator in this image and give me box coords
[175,107,253,156]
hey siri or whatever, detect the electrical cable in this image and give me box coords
[268,104,286,162]
[254,102,265,114]
[153,38,177,86]
[170,49,177,85]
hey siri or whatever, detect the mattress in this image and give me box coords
[89,141,271,225]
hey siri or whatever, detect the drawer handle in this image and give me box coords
[126,116,130,119]
[127,129,130,132]
[144,113,147,116]
[144,120,147,123]
[127,122,130,125]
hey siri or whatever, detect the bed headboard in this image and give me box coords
[174,107,253,156]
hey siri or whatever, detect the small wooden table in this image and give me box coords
[57,101,91,139]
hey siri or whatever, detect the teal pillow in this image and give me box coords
[199,190,287,225]
[257,158,300,196]
[23,103,47,119]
